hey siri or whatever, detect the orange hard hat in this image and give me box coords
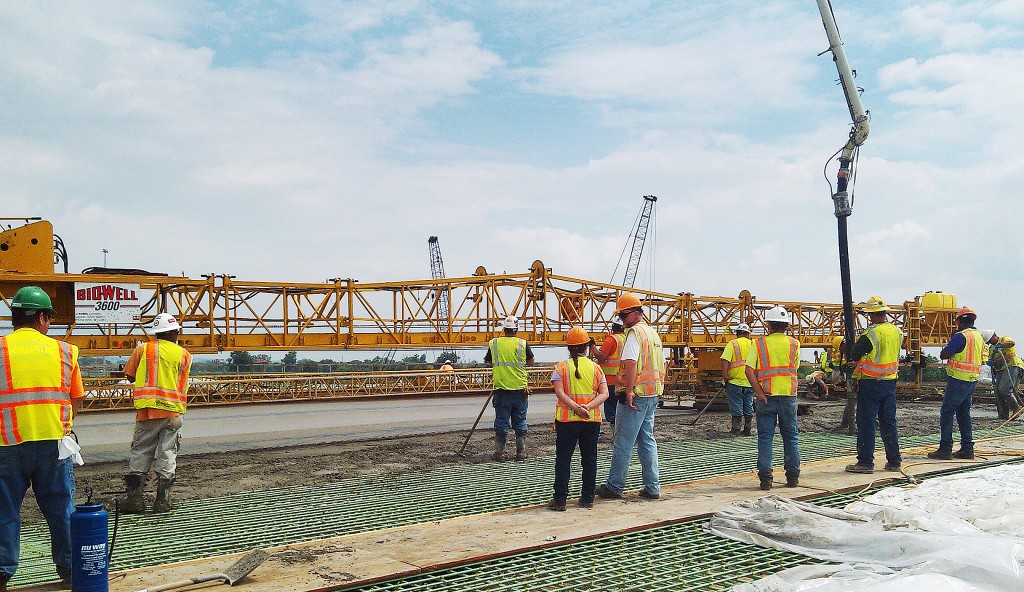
[955,306,977,320]
[615,293,643,313]
[566,326,590,346]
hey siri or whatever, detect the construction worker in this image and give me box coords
[928,307,984,460]
[596,293,664,501]
[822,336,845,385]
[548,327,609,511]
[122,313,193,513]
[720,322,754,435]
[844,297,903,474]
[593,318,625,426]
[981,329,1020,419]
[805,370,829,400]
[744,305,801,491]
[0,286,85,590]
[484,315,535,461]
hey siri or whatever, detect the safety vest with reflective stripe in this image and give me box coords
[600,333,625,380]
[721,337,752,386]
[946,328,983,382]
[489,337,528,391]
[852,322,902,381]
[134,339,192,414]
[553,357,603,423]
[989,336,1018,372]
[820,351,835,373]
[750,333,800,396]
[0,328,76,445]
[625,322,665,397]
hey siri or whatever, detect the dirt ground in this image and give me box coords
[21,397,1015,522]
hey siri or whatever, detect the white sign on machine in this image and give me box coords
[74,282,142,323]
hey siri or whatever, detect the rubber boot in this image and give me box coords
[515,434,527,461]
[995,393,1008,420]
[152,475,175,513]
[121,473,147,514]
[742,415,753,436]
[491,433,507,462]
[729,416,741,435]
[1007,393,1021,418]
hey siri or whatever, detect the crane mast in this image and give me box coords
[816,0,870,432]
[621,195,658,288]
[427,236,450,329]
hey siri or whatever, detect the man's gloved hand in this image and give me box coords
[993,343,1004,351]
[986,360,994,367]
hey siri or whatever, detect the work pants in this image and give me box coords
[129,416,183,480]
[727,383,754,417]
[552,421,600,505]
[604,396,660,496]
[995,367,1020,413]
[854,379,901,468]
[755,395,800,479]
[492,391,529,437]
[0,440,74,580]
[603,383,617,426]
[938,376,976,453]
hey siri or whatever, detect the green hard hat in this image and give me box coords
[11,286,55,314]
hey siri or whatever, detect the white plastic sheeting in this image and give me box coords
[707,464,1024,591]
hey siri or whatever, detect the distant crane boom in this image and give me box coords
[614,194,658,289]
[427,236,450,325]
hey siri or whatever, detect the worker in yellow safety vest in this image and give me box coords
[0,286,85,589]
[745,305,801,491]
[844,296,903,474]
[596,293,664,501]
[980,329,1020,419]
[547,327,609,511]
[122,313,193,513]
[720,322,754,436]
[928,307,984,460]
[484,315,535,461]
[593,318,625,426]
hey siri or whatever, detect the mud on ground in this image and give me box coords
[20,398,1015,522]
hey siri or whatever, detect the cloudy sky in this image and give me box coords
[2,0,1023,357]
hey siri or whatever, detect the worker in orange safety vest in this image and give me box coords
[928,307,984,460]
[593,318,625,427]
[122,313,193,513]
[0,286,85,590]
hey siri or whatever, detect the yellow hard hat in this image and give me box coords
[862,296,890,313]
[566,326,590,346]
[615,293,643,313]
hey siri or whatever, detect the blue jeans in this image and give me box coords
[0,440,75,579]
[755,395,800,478]
[492,390,529,437]
[727,383,754,417]
[553,421,600,504]
[604,395,660,495]
[855,379,901,467]
[603,384,617,425]
[939,376,976,453]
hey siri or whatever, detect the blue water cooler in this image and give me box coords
[70,503,109,592]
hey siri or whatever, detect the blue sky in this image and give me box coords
[2,1,1023,360]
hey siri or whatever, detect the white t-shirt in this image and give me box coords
[621,332,640,362]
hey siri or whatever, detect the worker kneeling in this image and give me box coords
[121,313,193,513]
[548,327,609,511]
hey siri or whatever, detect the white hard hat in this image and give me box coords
[611,318,624,329]
[805,374,815,384]
[151,313,181,334]
[734,323,751,333]
[764,306,790,324]
[981,329,996,343]
[502,315,519,330]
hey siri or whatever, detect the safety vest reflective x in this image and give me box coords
[553,357,603,423]
[852,322,902,381]
[990,337,1018,372]
[722,337,752,386]
[752,334,800,395]
[489,337,528,391]
[0,329,75,445]
[626,322,665,397]
[947,328,983,382]
[600,333,625,378]
[134,340,192,414]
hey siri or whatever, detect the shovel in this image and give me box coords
[133,549,269,592]
[689,386,726,426]
[457,392,494,457]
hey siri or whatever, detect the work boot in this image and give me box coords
[1,572,9,592]
[121,473,147,514]
[786,475,799,488]
[152,475,175,513]
[547,498,566,512]
[927,450,953,460]
[995,395,1008,419]
[742,415,753,436]
[595,484,623,499]
[952,449,975,460]
[729,416,741,435]
[845,463,873,474]
[515,434,527,461]
[758,475,772,491]
[883,462,902,472]
[491,433,507,462]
